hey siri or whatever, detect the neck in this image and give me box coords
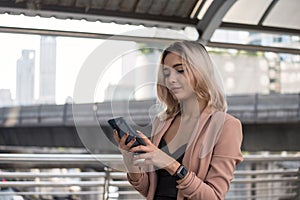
[179,95,206,118]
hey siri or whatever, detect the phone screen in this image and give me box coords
[108,117,146,147]
[115,118,135,135]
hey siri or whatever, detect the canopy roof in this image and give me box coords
[0,0,299,54]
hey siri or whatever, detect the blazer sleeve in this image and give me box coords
[177,117,243,200]
[127,116,161,197]
[127,172,150,197]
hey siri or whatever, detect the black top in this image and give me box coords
[154,139,187,200]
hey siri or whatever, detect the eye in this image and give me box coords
[177,69,184,74]
[163,68,170,77]
[163,72,170,78]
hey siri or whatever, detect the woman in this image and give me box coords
[113,41,243,200]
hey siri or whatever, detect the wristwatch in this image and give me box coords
[174,164,188,180]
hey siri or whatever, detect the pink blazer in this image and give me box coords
[128,106,243,200]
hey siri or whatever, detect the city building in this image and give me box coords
[16,49,35,105]
[104,42,160,102]
[0,89,13,107]
[39,36,57,104]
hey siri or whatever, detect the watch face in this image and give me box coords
[177,165,188,179]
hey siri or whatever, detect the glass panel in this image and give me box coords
[0,31,168,106]
[223,0,273,24]
[197,0,213,20]
[208,47,270,94]
[0,14,200,107]
[263,0,300,29]
[207,47,300,95]
[0,32,103,106]
[280,53,300,93]
[211,29,250,44]
[190,0,203,18]
[211,29,300,49]
[2,29,298,107]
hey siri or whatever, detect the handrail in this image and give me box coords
[0,153,300,163]
[234,169,299,176]
[0,153,299,170]
[0,171,127,179]
[226,193,298,200]
[0,171,298,183]
[0,154,123,164]
[0,172,107,178]
[229,185,298,192]
[0,154,299,199]
[0,191,105,196]
[232,177,298,184]
[0,175,297,185]
[0,181,105,187]
[0,93,300,127]
[241,154,300,162]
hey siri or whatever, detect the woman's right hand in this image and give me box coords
[113,129,141,175]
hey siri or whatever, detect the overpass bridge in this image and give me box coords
[0,93,299,152]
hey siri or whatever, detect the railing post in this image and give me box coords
[38,104,42,123]
[250,162,256,200]
[297,92,300,119]
[296,167,300,200]
[63,103,68,124]
[103,167,111,200]
[254,93,258,121]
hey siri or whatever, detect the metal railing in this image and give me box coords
[0,93,300,127]
[0,153,299,200]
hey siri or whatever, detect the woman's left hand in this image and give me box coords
[130,131,180,175]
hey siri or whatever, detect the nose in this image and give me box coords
[167,70,177,84]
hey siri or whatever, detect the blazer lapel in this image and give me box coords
[183,106,215,169]
[151,117,173,146]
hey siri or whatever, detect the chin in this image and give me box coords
[176,94,196,102]
[174,95,187,101]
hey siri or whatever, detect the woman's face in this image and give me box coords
[163,52,195,101]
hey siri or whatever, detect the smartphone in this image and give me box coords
[108,117,146,147]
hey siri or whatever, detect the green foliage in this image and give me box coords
[137,42,164,55]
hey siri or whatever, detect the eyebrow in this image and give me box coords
[163,63,182,69]
[172,63,183,68]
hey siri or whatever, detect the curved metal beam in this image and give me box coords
[220,22,300,36]
[207,41,300,55]
[0,26,181,44]
[196,0,236,44]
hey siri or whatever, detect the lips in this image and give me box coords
[170,87,182,93]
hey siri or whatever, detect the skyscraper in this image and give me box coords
[103,42,159,102]
[16,49,35,105]
[39,36,57,104]
[0,89,13,107]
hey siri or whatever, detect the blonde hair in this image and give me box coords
[156,41,227,120]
